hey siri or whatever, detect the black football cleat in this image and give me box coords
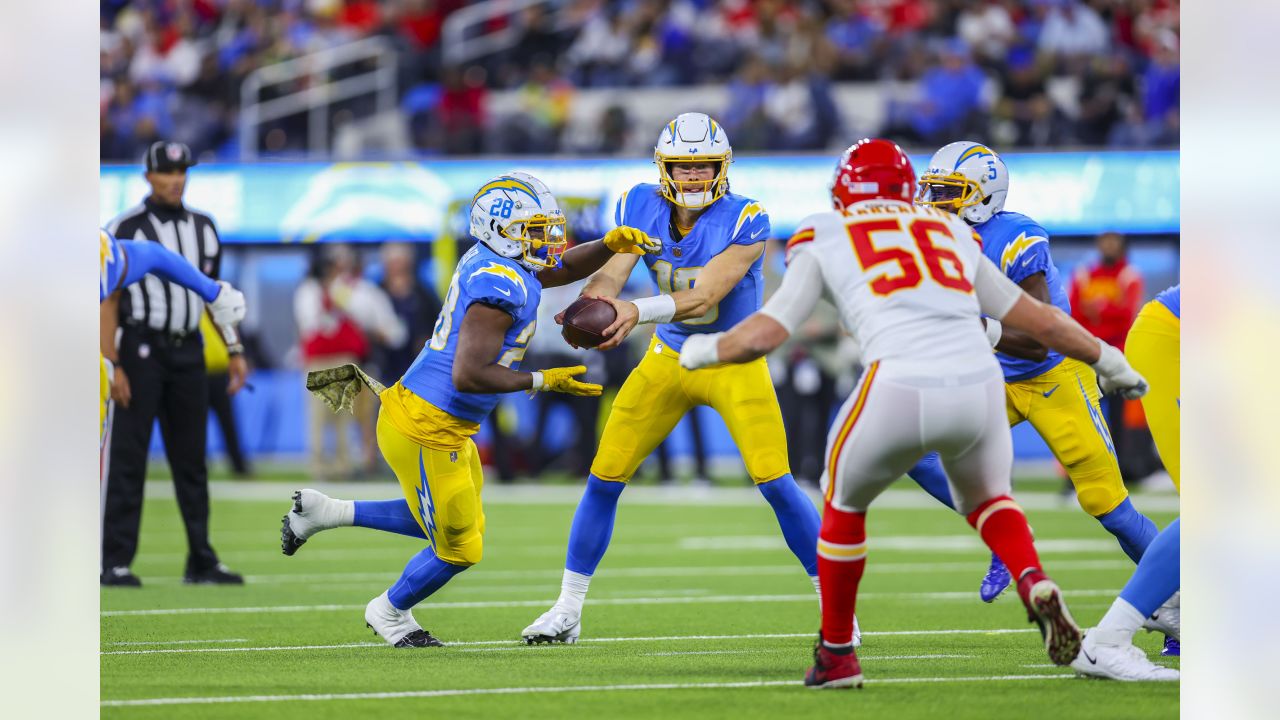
[183,563,245,585]
[100,566,142,587]
[393,629,446,648]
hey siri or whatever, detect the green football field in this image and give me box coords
[100,478,1179,719]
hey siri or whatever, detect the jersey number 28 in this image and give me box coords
[846,218,973,296]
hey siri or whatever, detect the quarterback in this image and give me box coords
[278,173,659,647]
[904,142,1161,605]
[679,138,1149,688]
[522,113,825,645]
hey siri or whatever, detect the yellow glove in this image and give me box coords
[530,365,602,397]
[603,226,663,255]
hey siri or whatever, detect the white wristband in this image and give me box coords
[633,294,677,324]
[529,371,545,392]
[984,318,1002,347]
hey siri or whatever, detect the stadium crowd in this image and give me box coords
[101,0,1179,160]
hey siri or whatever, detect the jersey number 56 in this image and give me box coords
[846,218,973,296]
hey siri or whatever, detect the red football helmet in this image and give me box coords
[829,138,916,210]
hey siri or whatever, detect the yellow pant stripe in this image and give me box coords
[826,361,879,503]
[974,499,1023,533]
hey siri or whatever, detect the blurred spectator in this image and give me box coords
[565,8,631,87]
[992,47,1061,147]
[501,61,573,154]
[294,244,406,480]
[956,0,1017,68]
[1076,50,1137,146]
[886,39,988,145]
[825,0,886,80]
[763,60,841,151]
[375,242,441,379]
[1037,0,1109,64]
[438,65,489,154]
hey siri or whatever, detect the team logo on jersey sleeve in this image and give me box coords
[999,232,1048,273]
[732,201,767,237]
[469,262,528,295]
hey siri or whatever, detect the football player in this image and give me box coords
[906,142,1160,602]
[521,113,826,645]
[679,138,1149,688]
[100,230,246,460]
[1072,285,1180,681]
[278,173,659,647]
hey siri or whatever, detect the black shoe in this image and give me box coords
[393,629,445,648]
[101,567,142,587]
[183,563,244,585]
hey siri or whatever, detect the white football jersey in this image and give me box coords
[785,199,995,372]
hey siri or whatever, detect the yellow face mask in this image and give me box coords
[656,154,731,209]
[915,172,985,214]
[500,214,568,269]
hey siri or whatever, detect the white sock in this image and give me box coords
[1093,597,1145,644]
[556,569,591,615]
[811,574,821,595]
[333,499,355,526]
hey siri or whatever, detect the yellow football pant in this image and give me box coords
[1006,357,1127,516]
[591,335,790,484]
[1125,301,1179,492]
[376,409,486,566]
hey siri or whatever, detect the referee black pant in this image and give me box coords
[102,327,220,575]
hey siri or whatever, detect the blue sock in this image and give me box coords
[354,499,426,539]
[565,475,626,575]
[387,548,468,610]
[1118,518,1180,616]
[1097,498,1159,563]
[907,452,957,511]
[757,474,821,576]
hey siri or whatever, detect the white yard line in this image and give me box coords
[102,629,1039,656]
[105,638,249,647]
[102,589,1120,618]
[101,674,1073,707]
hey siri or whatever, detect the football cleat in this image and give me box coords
[100,566,142,587]
[1017,571,1082,666]
[804,636,864,689]
[1160,637,1180,656]
[281,489,340,556]
[1071,630,1179,681]
[183,563,244,585]
[365,591,439,647]
[980,552,1012,603]
[521,605,581,644]
[1142,592,1180,641]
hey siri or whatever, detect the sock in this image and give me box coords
[387,548,468,610]
[817,501,866,647]
[966,496,1041,581]
[757,474,822,575]
[555,569,592,615]
[1093,597,1146,644]
[906,452,957,510]
[564,475,626,575]
[354,499,426,539]
[1117,518,1180,617]
[1096,498,1159,563]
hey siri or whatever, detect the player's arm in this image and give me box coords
[453,303,601,396]
[101,290,131,407]
[985,272,1051,361]
[974,259,1147,398]
[595,241,764,351]
[118,240,220,302]
[579,250,641,299]
[540,227,660,289]
[679,248,823,369]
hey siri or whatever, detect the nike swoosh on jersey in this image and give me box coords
[1043,385,1059,398]
[496,287,512,297]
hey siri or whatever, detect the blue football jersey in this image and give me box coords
[401,244,542,423]
[615,183,769,351]
[100,229,125,303]
[1155,284,1180,319]
[974,210,1071,382]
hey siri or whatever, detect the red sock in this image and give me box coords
[966,495,1041,583]
[817,501,866,646]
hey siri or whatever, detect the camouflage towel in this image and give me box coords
[305,363,388,414]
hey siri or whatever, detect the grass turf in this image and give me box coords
[101,479,1178,719]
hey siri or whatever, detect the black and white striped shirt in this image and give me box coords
[106,197,222,335]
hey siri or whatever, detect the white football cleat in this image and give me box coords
[1071,630,1179,681]
[522,605,582,644]
[280,489,342,556]
[365,591,443,647]
[1142,592,1180,641]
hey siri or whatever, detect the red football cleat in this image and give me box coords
[804,637,864,689]
[1016,570,1082,666]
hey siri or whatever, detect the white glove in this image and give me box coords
[208,280,247,327]
[679,333,722,370]
[1091,340,1148,400]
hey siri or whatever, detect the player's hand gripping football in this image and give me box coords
[530,365,603,397]
[602,226,662,255]
[1091,342,1149,400]
[592,296,640,351]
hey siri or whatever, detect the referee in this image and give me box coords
[101,141,247,587]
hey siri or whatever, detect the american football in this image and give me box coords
[561,296,617,349]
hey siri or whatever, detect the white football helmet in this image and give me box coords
[469,172,567,271]
[915,141,1009,225]
[654,112,732,209]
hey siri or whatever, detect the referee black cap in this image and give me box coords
[145,141,197,173]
